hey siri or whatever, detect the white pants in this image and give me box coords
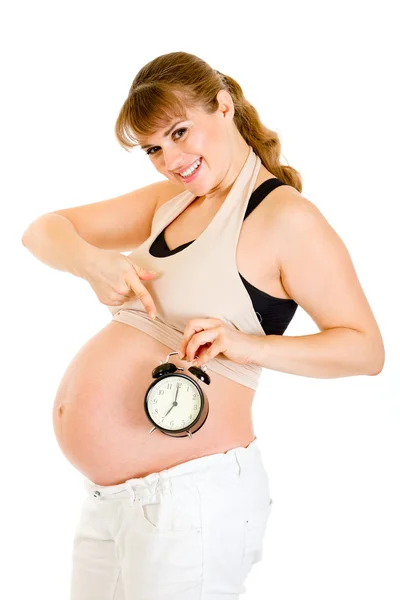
[70,437,273,599]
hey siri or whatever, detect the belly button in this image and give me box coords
[57,403,65,417]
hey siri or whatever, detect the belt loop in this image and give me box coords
[125,482,136,504]
[158,470,172,495]
[233,450,242,478]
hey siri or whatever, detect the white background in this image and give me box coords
[2,1,399,598]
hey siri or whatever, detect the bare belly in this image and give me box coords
[52,320,256,486]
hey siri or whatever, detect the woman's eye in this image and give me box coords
[146,127,187,156]
[174,127,187,139]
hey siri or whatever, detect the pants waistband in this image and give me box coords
[84,437,261,502]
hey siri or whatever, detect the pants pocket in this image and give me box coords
[120,497,203,598]
[139,485,201,533]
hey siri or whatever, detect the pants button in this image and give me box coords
[93,491,101,497]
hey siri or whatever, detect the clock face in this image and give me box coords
[146,375,202,431]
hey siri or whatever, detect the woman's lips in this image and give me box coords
[177,157,203,182]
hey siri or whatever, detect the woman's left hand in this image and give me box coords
[178,317,260,367]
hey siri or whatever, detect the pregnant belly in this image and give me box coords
[52,320,256,486]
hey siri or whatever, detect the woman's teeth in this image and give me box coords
[180,158,201,178]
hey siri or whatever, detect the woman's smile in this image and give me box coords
[176,156,203,182]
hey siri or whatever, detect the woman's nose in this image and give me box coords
[163,150,185,173]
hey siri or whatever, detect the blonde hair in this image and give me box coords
[115,51,302,193]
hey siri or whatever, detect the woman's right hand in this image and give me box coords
[83,249,159,318]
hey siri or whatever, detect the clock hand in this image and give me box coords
[161,401,177,420]
[161,385,180,421]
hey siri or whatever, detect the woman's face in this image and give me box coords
[137,90,242,197]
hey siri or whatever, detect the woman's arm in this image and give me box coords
[21,214,102,278]
[250,194,385,378]
[250,328,383,378]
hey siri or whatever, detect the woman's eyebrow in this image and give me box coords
[140,120,186,150]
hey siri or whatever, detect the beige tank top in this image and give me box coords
[108,145,266,390]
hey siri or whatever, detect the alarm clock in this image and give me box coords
[144,351,211,439]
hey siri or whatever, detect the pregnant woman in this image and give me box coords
[22,51,385,599]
